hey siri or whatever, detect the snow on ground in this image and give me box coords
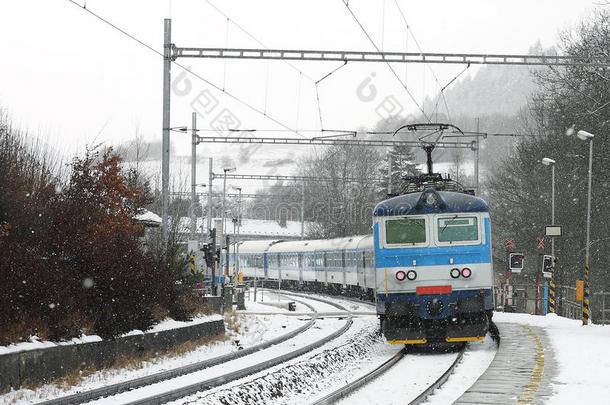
[1,293,308,405]
[5,294,607,405]
[0,314,223,355]
[336,345,463,405]
[493,312,610,404]
[91,293,349,404]
[424,335,497,404]
[174,314,382,405]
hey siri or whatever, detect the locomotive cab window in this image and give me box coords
[385,217,427,246]
[437,216,479,244]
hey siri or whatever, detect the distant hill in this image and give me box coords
[423,64,536,118]
[430,65,536,116]
[424,43,553,117]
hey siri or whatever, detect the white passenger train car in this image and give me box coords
[234,235,375,297]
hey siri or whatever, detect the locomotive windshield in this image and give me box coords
[437,216,478,242]
[385,218,426,244]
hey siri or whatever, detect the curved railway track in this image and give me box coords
[36,295,330,405]
[122,292,352,405]
[36,293,353,405]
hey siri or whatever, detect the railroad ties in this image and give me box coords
[454,322,555,404]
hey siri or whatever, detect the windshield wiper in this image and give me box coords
[440,215,458,234]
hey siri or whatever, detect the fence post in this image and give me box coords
[601,291,606,325]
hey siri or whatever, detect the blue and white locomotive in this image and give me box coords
[373,186,494,344]
[235,124,494,344]
[236,187,494,345]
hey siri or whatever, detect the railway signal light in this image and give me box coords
[542,255,553,278]
[201,241,219,268]
[509,253,524,273]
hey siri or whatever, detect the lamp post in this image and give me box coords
[232,186,242,281]
[542,157,556,313]
[577,130,594,325]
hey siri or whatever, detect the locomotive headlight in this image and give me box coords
[395,271,406,281]
[406,270,417,280]
[461,267,472,278]
[423,192,438,207]
[450,268,461,279]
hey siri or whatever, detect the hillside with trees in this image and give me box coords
[486,9,610,315]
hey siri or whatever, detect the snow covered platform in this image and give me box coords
[454,321,554,404]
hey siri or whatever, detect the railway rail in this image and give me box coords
[306,286,502,405]
[36,289,501,405]
[122,293,352,405]
[37,293,352,405]
[36,295,339,405]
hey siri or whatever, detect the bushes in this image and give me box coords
[0,122,195,344]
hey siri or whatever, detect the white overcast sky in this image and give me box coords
[0,0,601,164]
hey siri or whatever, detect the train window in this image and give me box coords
[437,216,478,242]
[315,254,324,267]
[327,252,342,268]
[385,218,426,245]
[303,253,314,267]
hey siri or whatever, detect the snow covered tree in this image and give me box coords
[377,144,421,197]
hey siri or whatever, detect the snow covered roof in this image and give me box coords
[176,217,313,239]
[134,209,162,227]
[238,239,282,253]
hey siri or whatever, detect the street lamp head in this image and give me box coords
[223,167,237,173]
[232,186,242,192]
[170,126,188,132]
[577,130,595,141]
[541,157,556,166]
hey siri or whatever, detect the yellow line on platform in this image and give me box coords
[517,324,545,404]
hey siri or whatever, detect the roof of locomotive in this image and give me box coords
[373,189,489,217]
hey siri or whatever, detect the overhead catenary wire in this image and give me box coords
[341,0,431,122]
[434,62,470,117]
[314,61,348,130]
[295,73,302,130]
[222,16,229,91]
[204,0,316,83]
[65,0,307,139]
[392,0,452,121]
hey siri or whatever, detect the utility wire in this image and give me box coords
[314,61,348,130]
[204,0,316,82]
[222,16,229,91]
[65,0,306,138]
[341,1,431,122]
[434,62,470,117]
[392,0,452,122]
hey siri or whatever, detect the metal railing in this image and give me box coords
[495,283,610,324]
[494,284,548,315]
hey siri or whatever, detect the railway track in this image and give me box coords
[312,320,501,405]
[311,344,465,405]
[311,346,407,405]
[37,293,353,405]
[36,294,331,405]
